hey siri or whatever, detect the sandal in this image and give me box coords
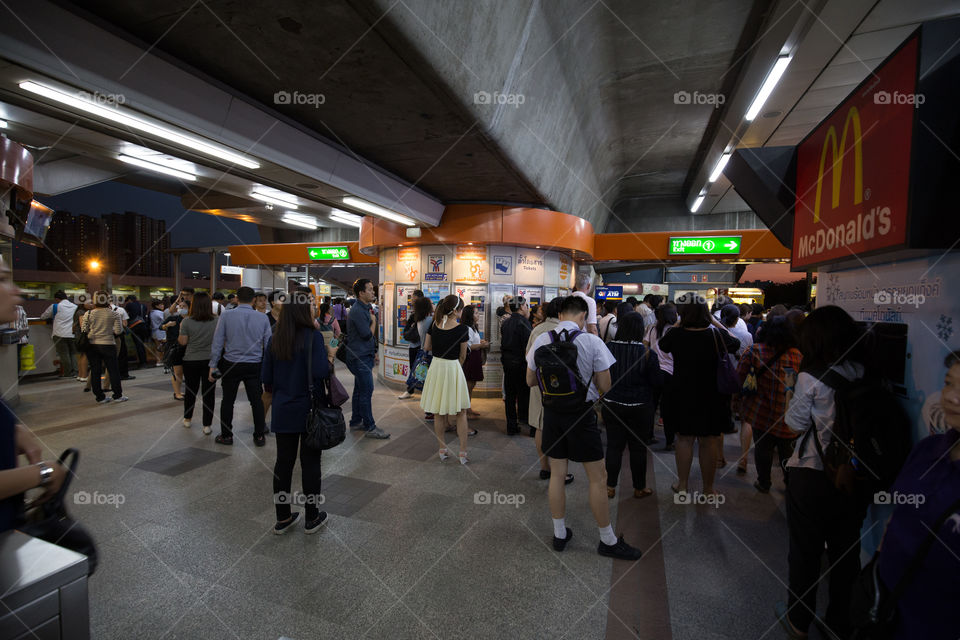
[634,488,654,499]
[438,448,450,462]
[458,451,469,465]
[467,428,478,437]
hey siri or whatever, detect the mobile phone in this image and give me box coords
[329,338,340,348]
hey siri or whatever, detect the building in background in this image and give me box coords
[36,211,102,273]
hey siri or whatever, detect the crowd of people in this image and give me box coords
[1,264,958,639]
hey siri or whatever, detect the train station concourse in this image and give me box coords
[0,1,959,639]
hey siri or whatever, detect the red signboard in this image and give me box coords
[792,36,917,269]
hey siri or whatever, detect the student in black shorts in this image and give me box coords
[526,295,644,560]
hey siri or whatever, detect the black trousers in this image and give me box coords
[753,429,795,489]
[218,359,265,437]
[502,356,529,430]
[273,432,323,521]
[785,467,867,636]
[88,344,122,401]
[406,346,420,393]
[117,333,129,377]
[659,373,676,445]
[601,403,650,490]
[182,359,215,426]
[130,323,149,366]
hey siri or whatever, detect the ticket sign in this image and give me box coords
[669,236,741,255]
[308,246,349,260]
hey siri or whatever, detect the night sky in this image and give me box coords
[16,182,261,274]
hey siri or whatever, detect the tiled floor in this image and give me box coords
[12,365,827,640]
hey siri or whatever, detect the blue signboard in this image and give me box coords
[595,286,623,300]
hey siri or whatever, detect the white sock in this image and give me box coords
[599,525,617,546]
[552,518,567,539]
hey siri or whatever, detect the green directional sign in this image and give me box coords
[308,246,350,260]
[668,235,742,256]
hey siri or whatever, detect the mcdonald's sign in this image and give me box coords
[792,36,916,269]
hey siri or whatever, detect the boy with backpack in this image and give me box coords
[525,295,644,561]
[776,306,910,640]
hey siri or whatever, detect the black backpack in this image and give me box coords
[800,367,912,497]
[534,329,589,410]
[402,317,419,343]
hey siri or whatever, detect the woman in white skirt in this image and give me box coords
[420,295,472,464]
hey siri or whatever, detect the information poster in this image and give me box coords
[515,249,545,285]
[383,345,411,384]
[544,286,559,301]
[558,254,573,288]
[453,245,488,283]
[421,283,450,307]
[517,286,543,308]
[455,285,487,340]
[396,285,417,346]
[378,284,386,343]
[488,284,514,352]
[397,247,421,283]
[381,284,393,345]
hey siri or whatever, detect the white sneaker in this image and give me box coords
[397,391,413,399]
[113,396,129,403]
[183,419,191,428]
[202,425,212,435]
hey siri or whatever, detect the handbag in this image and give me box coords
[18,448,99,576]
[335,331,349,364]
[414,351,433,383]
[328,367,349,407]
[304,332,346,450]
[712,328,741,395]
[850,496,960,639]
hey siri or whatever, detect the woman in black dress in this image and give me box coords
[658,293,739,496]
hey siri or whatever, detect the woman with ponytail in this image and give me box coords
[420,295,472,464]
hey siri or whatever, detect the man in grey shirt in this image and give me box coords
[208,286,272,446]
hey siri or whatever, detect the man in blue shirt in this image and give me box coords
[346,279,390,439]
[209,286,272,446]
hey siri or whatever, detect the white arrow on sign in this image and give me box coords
[725,240,739,251]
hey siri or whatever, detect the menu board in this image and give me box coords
[454,285,487,340]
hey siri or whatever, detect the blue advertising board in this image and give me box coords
[595,286,623,300]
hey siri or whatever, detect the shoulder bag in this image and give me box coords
[18,448,99,576]
[304,332,346,450]
[712,328,741,395]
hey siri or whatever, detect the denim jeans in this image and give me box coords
[347,355,376,430]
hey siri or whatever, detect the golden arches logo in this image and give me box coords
[813,106,863,223]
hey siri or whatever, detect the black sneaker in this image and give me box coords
[539,469,551,480]
[305,512,328,534]
[597,535,643,560]
[254,434,266,447]
[273,512,301,535]
[553,527,573,552]
[753,480,771,494]
[215,435,233,445]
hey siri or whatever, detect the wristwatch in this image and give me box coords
[37,462,54,487]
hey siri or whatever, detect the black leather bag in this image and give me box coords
[304,334,346,451]
[18,448,99,576]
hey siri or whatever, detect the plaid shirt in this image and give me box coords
[736,344,802,437]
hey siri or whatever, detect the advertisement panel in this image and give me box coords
[454,285,487,340]
[383,345,411,384]
[396,285,417,346]
[453,245,488,283]
[558,254,573,288]
[397,247,421,283]
[792,36,917,269]
[517,286,543,308]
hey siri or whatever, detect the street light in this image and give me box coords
[88,259,100,271]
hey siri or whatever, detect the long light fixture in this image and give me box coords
[343,196,416,226]
[281,211,318,229]
[708,152,731,183]
[19,81,260,169]
[690,193,705,213]
[0,120,7,128]
[251,188,299,209]
[118,154,197,181]
[330,210,363,228]
[744,55,792,121]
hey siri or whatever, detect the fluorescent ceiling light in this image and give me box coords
[330,209,363,224]
[118,154,197,181]
[744,55,791,122]
[330,212,362,228]
[251,189,299,209]
[19,80,260,169]
[0,120,7,128]
[690,195,705,213]
[708,152,731,183]
[343,196,415,226]
[282,212,318,229]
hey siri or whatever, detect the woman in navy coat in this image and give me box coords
[262,295,336,534]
